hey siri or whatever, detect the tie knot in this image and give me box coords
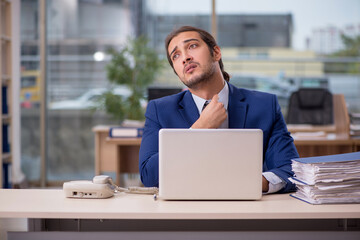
[202,100,210,112]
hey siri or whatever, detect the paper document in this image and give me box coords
[291,131,326,139]
[290,151,360,204]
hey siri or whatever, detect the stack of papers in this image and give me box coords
[290,151,360,204]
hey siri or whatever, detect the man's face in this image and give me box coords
[167,31,219,89]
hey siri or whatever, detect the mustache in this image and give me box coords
[183,61,200,74]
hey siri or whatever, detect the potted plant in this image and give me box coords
[98,36,163,123]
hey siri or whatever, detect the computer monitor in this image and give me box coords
[147,87,183,101]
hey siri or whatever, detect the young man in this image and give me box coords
[139,26,299,193]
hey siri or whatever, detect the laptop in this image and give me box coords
[159,129,263,200]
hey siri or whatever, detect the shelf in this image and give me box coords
[1,35,11,42]
[1,0,13,188]
[1,75,10,85]
[2,153,11,164]
[2,115,11,124]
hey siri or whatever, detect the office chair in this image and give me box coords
[286,88,333,125]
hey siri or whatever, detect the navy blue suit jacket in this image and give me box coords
[139,83,298,193]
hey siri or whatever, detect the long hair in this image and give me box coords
[165,26,230,82]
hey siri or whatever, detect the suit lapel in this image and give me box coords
[178,90,199,127]
[176,84,248,128]
[228,83,248,128]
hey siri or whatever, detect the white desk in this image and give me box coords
[1,189,360,240]
[0,189,359,220]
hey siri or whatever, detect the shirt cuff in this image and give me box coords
[262,171,286,194]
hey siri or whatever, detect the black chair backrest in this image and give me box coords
[286,88,333,125]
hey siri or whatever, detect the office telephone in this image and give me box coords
[63,175,158,199]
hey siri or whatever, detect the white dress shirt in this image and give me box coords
[192,81,229,129]
[191,82,285,193]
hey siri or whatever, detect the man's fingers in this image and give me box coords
[211,94,219,103]
[206,94,220,109]
[195,93,227,128]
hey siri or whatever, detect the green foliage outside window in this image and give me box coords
[325,35,360,74]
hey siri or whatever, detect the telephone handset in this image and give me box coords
[63,175,158,199]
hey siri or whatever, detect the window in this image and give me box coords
[20,0,360,186]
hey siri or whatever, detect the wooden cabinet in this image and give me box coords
[93,125,141,186]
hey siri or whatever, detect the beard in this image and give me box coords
[180,62,217,89]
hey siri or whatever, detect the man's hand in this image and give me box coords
[191,94,227,129]
[262,176,269,192]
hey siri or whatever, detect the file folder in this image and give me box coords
[290,151,360,204]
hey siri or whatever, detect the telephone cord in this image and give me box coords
[108,178,159,195]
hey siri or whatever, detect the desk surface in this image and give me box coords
[0,189,359,220]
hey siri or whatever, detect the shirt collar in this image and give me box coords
[191,81,229,115]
